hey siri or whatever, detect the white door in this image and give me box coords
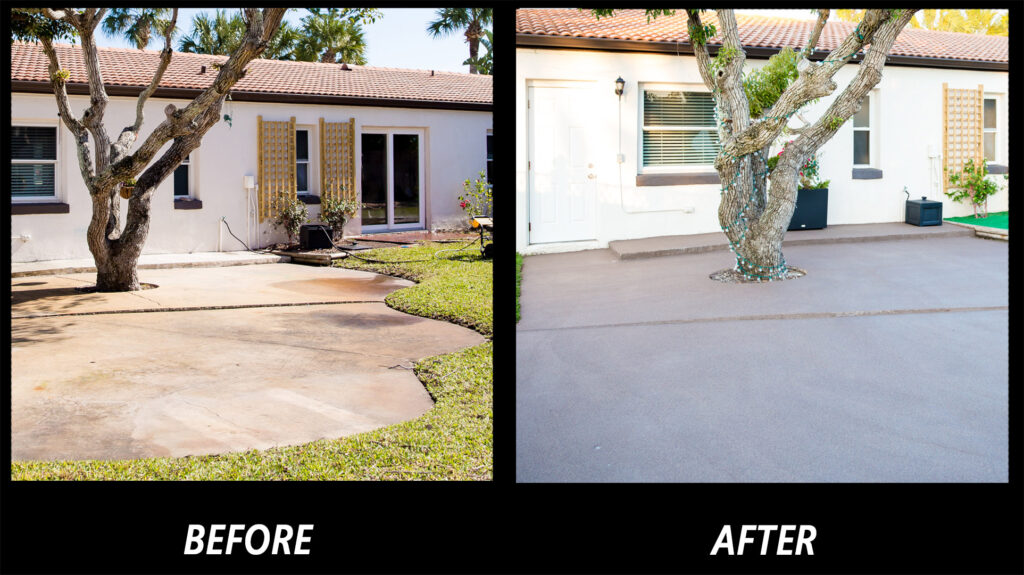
[528,85,597,244]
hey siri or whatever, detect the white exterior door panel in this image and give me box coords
[528,85,596,244]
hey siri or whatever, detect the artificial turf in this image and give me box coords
[945,211,1008,230]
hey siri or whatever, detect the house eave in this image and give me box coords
[10,80,493,112]
[516,34,1008,72]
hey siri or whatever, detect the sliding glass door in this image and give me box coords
[361,129,425,230]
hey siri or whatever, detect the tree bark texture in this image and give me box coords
[693,9,917,281]
[37,8,286,290]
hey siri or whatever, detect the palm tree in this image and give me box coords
[102,8,173,50]
[426,8,493,74]
[178,10,299,60]
[294,8,369,65]
[177,9,245,55]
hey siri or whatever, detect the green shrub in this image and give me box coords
[946,159,1001,217]
[319,195,361,240]
[459,171,492,217]
[273,197,309,245]
[743,47,800,119]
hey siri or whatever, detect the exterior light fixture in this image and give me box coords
[615,77,625,97]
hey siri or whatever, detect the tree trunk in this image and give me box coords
[466,24,480,74]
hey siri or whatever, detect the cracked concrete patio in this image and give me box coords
[12,264,484,461]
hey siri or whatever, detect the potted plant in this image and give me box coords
[319,194,362,242]
[272,197,309,247]
[120,178,136,199]
[945,158,1001,219]
[768,146,829,230]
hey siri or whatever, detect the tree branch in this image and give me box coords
[39,36,94,182]
[685,10,716,91]
[100,8,288,189]
[113,8,179,161]
[802,9,830,57]
[719,9,893,161]
[795,9,918,152]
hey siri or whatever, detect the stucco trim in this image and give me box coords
[516,35,1009,72]
[11,81,493,112]
[11,202,71,215]
[852,168,884,180]
[637,172,720,186]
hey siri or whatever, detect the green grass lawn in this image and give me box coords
[516,253,523,322]
[11,242,492,481]
[946,211,1008,230]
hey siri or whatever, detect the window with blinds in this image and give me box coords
[11,126,57,199]
[642,90,719,168]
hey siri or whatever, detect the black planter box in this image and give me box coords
[905,197,943,226]
[788,188,828,231]
[300,224,333,250]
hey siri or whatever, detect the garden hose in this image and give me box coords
[315,226,482,264]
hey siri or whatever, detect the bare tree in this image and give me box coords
[595,9,918,281]
[15,8,287,291]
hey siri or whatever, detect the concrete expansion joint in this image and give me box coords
[11,299,386,320]
[518,305,1009,333]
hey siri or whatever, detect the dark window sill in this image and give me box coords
[174,198,203,210]
[636,172,720,187]
[11,202,69,215]
[852,168,883,179]
[987,163,1008,174]
[297,194,321,204]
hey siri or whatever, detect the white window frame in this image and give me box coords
[11,122,60,203]
[638,82,719,174]
[360,127,426,232]
[486,129,493,183]
[852,91,878,168]
[982,94,1000,164]
[295,127,314,195]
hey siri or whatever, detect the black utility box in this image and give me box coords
[788,187,828,231]
[300,224,333,249]
[905,197,942,226]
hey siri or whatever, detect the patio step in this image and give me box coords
[609,222,974,260]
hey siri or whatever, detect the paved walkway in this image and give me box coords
[517,235,1007,482]
[12,250,288,277]
[12,264,483,461]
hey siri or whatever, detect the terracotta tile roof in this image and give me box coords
[11,41,492,105]
[516,9,1008,64]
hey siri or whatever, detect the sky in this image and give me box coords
[92,8,484,74]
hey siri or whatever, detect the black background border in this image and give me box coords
[2,3,1021,574]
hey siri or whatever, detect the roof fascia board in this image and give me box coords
[10,80,492,112]
[516,34,1008,72]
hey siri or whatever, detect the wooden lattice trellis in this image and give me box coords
[257,115,296,222]
[942,83,984,192]
[319,118,356,202]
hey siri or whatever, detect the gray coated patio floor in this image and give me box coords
[516,235,1007,482]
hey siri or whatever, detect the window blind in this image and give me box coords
[11,126,57,198]
[10,126,57,160]
[11,164,56,197]
[643,91,719,167]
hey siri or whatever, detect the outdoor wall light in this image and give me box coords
[615,77,625,97]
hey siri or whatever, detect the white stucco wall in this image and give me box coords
[516,47,1008,253]
[12,92,491,262]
